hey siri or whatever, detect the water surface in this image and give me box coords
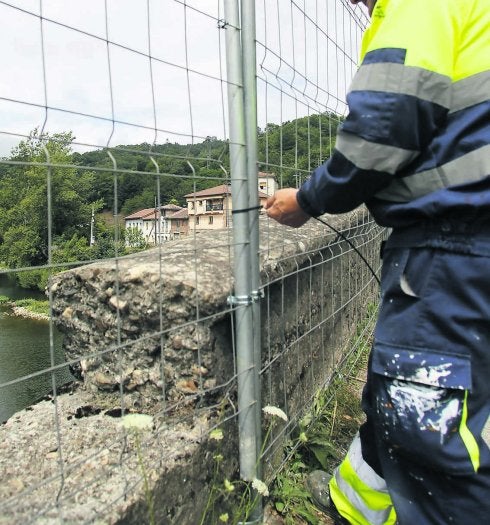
[0,274,72,423]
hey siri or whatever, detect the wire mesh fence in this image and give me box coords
[0,1,383,523]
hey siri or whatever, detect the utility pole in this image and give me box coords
[154,196,158,245]
[90,205,95,246]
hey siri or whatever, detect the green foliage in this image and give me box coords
[52,233,92,265]
[0,294,10,304]
[74,138,230,211]
[14,298,49,316]
[120,189,156,216]
[16,269,50,291]
[200,403,291,525]
[124,227,149,251]
[257,113,341,187]
[272,451,323,525]
[270,304,376,524]
[72,112,341,213]
[0,130,100,288]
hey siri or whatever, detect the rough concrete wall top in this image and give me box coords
[48,211,361,410]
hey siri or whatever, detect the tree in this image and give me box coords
[124,227,148,250]
[0,130,99,289]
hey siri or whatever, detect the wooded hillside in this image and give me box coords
[0,112,341,289]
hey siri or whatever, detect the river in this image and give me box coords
[0,274,72,423]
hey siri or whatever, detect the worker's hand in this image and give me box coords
[265,188,311,228]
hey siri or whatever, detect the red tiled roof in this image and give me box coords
[124,204,183,220]
[184,185,270,200]
[168,208,189,220]
[124,208,157,220]
[184,184,231,198]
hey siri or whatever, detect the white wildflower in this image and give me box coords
[209,428,224,441]
[121,413,153,431]
[223,479,235,492]
[219,513,229,523]
[262,405,288,422]
[252,478,269,497]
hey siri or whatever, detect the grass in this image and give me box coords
[12,298,50,316]
[269,303,377,525]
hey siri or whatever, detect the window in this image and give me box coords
[196,216,199,225]
[209,216,213,225]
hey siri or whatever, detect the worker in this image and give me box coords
[265,0,490,523]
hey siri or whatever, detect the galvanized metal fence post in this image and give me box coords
[240,0,263,477]
[224,0,262,522]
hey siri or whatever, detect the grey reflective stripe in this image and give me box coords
[346,434,389,494]
[482,414,490,450]
[375,144,490,202]
[333,434,393,525]
[335,474,393,525]
[349,62,451,108]
[336,131,419,175]
[451,70,490,113]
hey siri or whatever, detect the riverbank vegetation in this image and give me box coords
[0,294,49,319]
[14,298,49,317]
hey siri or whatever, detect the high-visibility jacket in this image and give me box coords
[297,0,490,228]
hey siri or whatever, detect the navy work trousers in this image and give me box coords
[360,222,490,524]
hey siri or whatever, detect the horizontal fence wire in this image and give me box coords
[0,0,383,523]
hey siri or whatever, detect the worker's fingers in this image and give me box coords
[265,194,276,209]
[265,188,310,228]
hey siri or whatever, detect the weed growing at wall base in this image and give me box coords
[270,303,377,524]
[200,405,289,524]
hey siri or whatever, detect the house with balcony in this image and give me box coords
[184,172,275,231]
[124,204,188,244]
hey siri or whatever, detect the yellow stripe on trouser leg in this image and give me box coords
[329,435,396,525]
[459,390,480,473]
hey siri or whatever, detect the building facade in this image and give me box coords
[124,204,189,245]
[185,172,276,232]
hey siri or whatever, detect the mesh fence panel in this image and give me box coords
[0,1,384,523]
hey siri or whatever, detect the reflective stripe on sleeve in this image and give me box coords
[450,70,490,113]
[349,62,451,108]
[329,434,396,525]
[335,131,418,176]
[350,64,490,115]
[375,144,490,202]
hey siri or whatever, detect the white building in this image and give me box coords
[124,204,188,245]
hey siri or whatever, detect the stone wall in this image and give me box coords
[0,209,381,524]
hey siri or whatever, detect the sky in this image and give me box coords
[0,0,367,157]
